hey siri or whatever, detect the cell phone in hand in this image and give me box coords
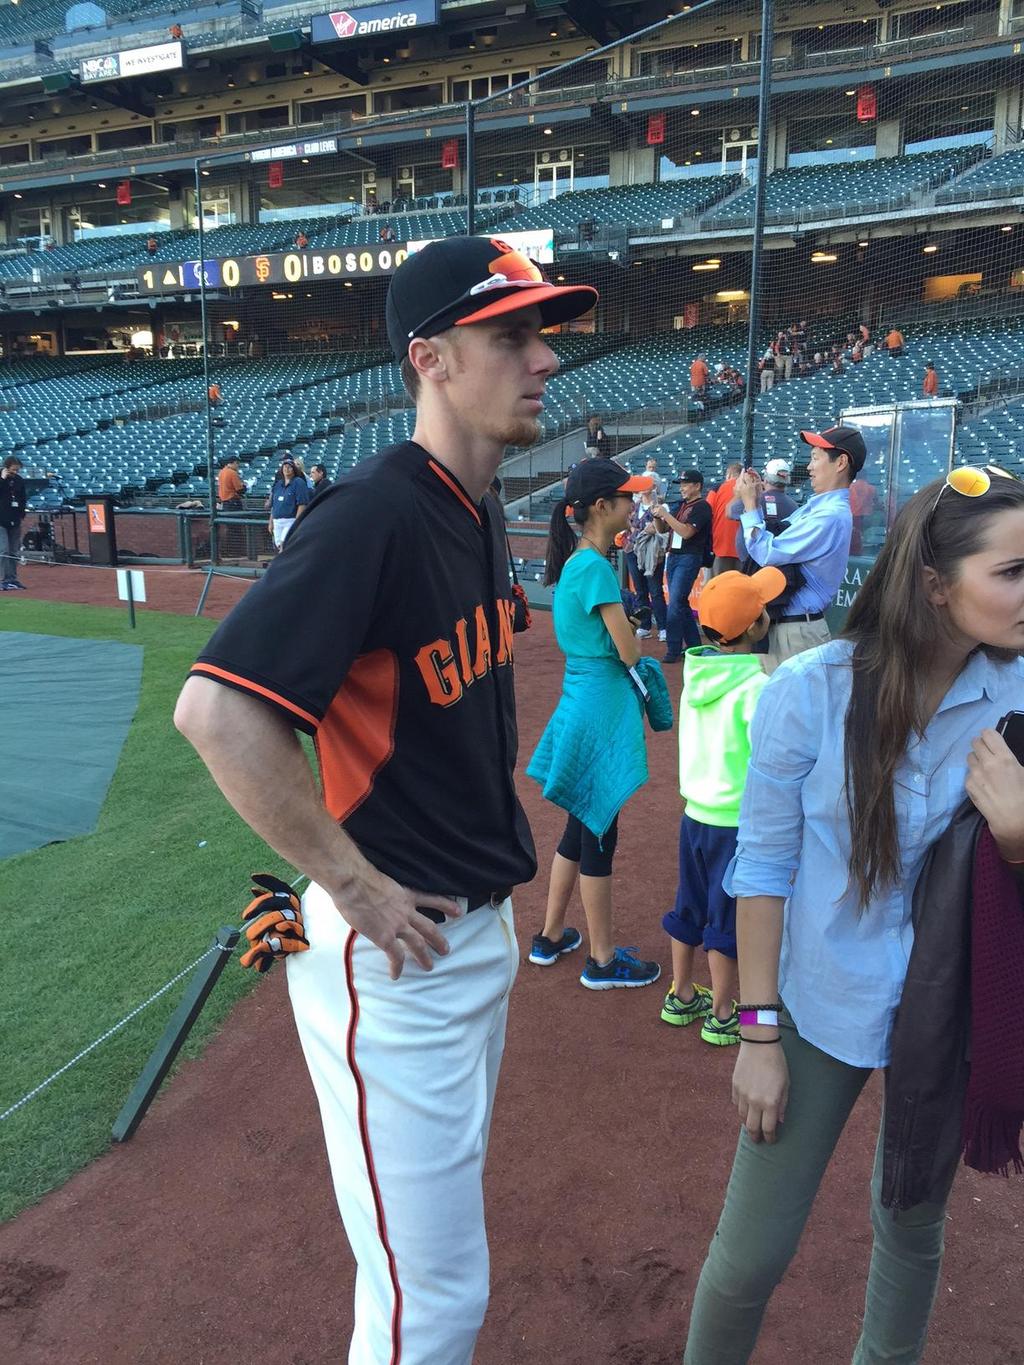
[996,711,1024,765]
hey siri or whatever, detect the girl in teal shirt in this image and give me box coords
[527,459,663,990]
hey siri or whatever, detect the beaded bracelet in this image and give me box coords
[737,1002,783,1012]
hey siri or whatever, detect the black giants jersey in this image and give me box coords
[191,441,537,894]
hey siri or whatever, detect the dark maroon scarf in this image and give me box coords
[963,827,1024,1175]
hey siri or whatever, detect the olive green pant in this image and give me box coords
[683,1016,955,1365]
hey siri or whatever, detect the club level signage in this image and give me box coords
[311,0,439,45]
[137,243,408,293]
[249,138,338,163]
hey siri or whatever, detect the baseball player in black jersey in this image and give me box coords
[175,236,597,1364]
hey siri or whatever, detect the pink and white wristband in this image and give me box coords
[739,1008,779,1029]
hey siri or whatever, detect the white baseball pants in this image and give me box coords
[287,881,518,1365]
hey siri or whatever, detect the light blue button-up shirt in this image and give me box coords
[725,639,1024,1069]
[740,488,852,614]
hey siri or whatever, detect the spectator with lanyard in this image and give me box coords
[684,465,1024,1365]
[734,426,859,672]
[0,456,27,590]
[655,469,712,665]
[528,458,663,991]
[267,456,310,550]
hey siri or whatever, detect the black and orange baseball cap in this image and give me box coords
[799,424,867,474]
[386,235,598,360]
[565,459,652,508]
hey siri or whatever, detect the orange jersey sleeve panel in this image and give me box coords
[316,650,400,823]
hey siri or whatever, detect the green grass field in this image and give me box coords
[0,600,296,1223]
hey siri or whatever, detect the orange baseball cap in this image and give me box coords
[698,568,788,643]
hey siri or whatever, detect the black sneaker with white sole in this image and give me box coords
[580,946,661,990]
[528,927,583,965]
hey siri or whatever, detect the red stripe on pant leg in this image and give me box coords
[344,929,403,1364]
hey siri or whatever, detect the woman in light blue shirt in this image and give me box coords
[685,469,1024,1364]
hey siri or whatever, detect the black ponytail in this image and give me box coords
[544,498,581,585]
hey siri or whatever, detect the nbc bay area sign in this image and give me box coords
[310,0,439,44]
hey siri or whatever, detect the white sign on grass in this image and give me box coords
[116,569,146,603]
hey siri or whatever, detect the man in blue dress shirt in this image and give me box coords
[735,425,861,672]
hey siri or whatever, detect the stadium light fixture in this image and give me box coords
[845,89,856,96]
[692,261,720,271]
[543,127,553,135]
[922,244,939,254]
[1001,225,1014,232]
[811,251,837,263]
[691,108,700,116]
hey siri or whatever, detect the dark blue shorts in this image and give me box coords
[662,813,738,958]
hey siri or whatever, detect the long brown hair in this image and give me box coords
[841,473,1024,908]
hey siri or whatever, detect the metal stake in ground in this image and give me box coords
[111,925,240,1142]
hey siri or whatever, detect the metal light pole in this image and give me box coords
[195,157,219,565]
[465,101,476,236]
[741,0,775,465]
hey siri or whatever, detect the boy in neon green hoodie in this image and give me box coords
[660,567,787,1044]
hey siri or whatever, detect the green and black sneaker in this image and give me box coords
[660,981,712,1027]
[701,1007,741,1046]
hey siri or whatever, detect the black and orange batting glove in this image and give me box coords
[511,583,532,634]
[239,872,309,972]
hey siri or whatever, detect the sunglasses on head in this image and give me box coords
[929,464,1019,520]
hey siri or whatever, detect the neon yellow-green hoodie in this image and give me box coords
[679,646,768,827]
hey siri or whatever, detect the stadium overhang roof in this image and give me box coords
[611,39,1024,114]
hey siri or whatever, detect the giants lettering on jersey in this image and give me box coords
[414,598,515,707]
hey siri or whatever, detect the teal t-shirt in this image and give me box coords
[553,550,621,660]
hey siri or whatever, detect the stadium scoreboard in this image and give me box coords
[137,243,408,293]
[135,229,554,294]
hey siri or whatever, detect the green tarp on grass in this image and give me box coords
[0,632,143,860]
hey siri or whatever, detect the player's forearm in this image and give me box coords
[174,677,373,900]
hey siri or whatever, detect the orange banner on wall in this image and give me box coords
[88,502,107,533]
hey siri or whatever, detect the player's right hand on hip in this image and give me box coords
[329,868,460,980]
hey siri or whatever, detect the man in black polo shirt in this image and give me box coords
[174,236,597,1364]
[655,468,712,663]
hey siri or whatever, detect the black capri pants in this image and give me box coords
[556,813,619,877]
